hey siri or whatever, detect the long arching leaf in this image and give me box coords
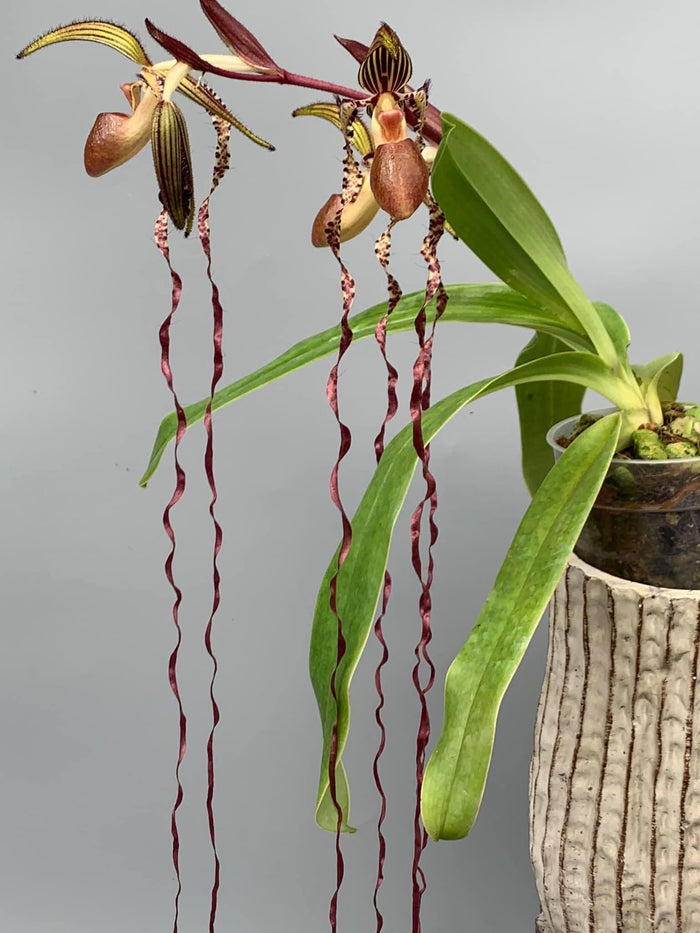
[421,413,621,840]
[310,358,620,831]
[432,114,619,369]
[140,283,594,485]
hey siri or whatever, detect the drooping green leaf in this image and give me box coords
[140,283,592,486]
[515,333,585,496]
[432,114,620,369]
[311,360,621,831]
[420,413,621,841]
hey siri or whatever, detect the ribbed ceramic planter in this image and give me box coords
[530,554,700,932]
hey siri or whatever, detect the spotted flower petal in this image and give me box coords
[174,74,274,150]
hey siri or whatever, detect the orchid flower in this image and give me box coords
[126,1,443,244]
[17,20,274,234]
[294,24,439,247]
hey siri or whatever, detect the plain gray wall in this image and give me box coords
[4,1,700,930]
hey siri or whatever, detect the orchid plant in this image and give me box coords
[19,0,690,929]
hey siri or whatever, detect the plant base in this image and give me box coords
[530,555,700,931]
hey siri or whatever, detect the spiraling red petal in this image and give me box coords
[408,201,448,933]
[371,225,401,933]
[372,226,401,459]
[154,209,188,933]
[372,572,391,933]
[323,114,366,931]
[197,116,231,933]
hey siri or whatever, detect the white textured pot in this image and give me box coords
[530,554,700,932]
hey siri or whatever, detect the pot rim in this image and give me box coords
[546,409,700,465]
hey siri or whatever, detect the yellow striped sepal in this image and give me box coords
[17,20,151,65]
[358,23,412,97]
[151,100,194,235]
[175,75,275,151]
[292,103,373,157]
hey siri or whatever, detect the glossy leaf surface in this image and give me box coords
[432,114,619,368]
[421,413,621,840]
[310,370,619,831]
[140,284,592,485]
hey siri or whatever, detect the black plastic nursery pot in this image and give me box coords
[547,414,700,589]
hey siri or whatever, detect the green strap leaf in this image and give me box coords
[140,283,592,486]
[310,361,620,831]
[515,333,585,496]
[420,413,621,840]
[432,114,620,369]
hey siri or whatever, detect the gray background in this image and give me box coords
[4,0,700,930]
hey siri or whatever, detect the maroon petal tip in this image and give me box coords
[333,34,370,66]
[200,0,281,74]
[145,19,212,73]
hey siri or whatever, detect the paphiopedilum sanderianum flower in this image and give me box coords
[17,20,275,234]
[296,24,437,248]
